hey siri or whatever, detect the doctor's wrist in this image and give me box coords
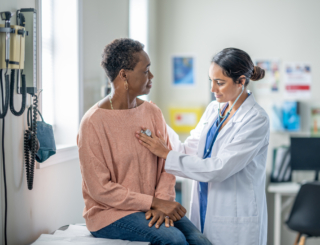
[162,149,170,160]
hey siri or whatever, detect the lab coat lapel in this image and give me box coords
[232,92,257,123]
[213,92,256,143]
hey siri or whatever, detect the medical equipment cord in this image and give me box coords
[0,69,9,119]
[24,94,38,190]
[10,70,26,116]
[0,68,8,245]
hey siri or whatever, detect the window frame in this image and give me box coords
[36,0,82,169]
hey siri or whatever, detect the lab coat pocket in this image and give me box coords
[207,216,259,245]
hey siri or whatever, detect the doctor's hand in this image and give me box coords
[145,210,174,228]
[151,197,187,221]
[135,127,170,160]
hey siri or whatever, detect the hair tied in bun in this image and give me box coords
[251,66,265,81]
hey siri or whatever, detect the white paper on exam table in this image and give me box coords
[32,225,150,245]
[54,225,91,237]
[32,235,150,245]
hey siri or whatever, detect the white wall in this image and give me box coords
[82,0,129,114]
[148,0,320,244]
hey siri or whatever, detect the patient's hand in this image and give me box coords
[145,210,174,229]
[151,197,187,221]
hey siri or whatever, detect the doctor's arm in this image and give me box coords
[166,103,214,155]
[165,114,269,183]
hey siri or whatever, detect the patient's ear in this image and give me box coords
[119,69,127,81]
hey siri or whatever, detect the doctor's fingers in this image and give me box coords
[136,132,153,145]
[138,139,152,151]
[156,130,166,144]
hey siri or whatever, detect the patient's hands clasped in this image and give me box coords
[145,210,174,228]
[145,197,187,229]
[151,197,187,221]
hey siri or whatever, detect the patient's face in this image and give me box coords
[127,50,154,96]
[209,62,243,103]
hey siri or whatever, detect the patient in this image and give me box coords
[77,38,211,245]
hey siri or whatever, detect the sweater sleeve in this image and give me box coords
[154,112,176,202]
[77,119,153,212]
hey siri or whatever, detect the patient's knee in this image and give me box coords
[171,235,188,245]
[160,230,188,245]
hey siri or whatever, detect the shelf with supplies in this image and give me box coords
[271,131,311,137]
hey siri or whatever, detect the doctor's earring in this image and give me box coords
[124,81,128,90]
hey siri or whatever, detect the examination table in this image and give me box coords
[31,224,150,245]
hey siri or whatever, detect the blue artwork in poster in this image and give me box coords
[271,101,300,132]
[282,102,300,131]
[173,57,194,85]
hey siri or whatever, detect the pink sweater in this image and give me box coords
[77,102,176,231]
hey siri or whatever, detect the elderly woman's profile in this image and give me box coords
[77,38,211,245]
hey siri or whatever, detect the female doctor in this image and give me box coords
[136,48,270,245]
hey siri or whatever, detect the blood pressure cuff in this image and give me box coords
[28,107,56,163]
[35,120,56,163]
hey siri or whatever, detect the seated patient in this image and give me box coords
[77,38,211,245]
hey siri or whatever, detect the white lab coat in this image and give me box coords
[165,92,269,245]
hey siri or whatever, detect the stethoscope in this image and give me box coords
[203,85,245,159]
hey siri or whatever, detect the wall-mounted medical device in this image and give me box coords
[17,8,37,96]
[0,8,39,245]
[16,9,39,191]
[0,9,39,188]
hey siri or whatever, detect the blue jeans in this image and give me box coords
[91,212,211,245]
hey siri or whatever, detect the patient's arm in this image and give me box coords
[154,113,175,201]
[81,161,153,212]
[78,122,153,212]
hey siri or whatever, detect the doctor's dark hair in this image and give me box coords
[101,38,144,81]
[212,48,265,86]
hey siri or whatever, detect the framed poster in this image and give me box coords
[253,59,280,94]
[284,63,311,98]
[169,107,203,133]
[172,56,195,86]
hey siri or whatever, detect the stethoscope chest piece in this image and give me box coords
[141,129,152,137]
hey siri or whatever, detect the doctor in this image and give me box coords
[136,48,270,245]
